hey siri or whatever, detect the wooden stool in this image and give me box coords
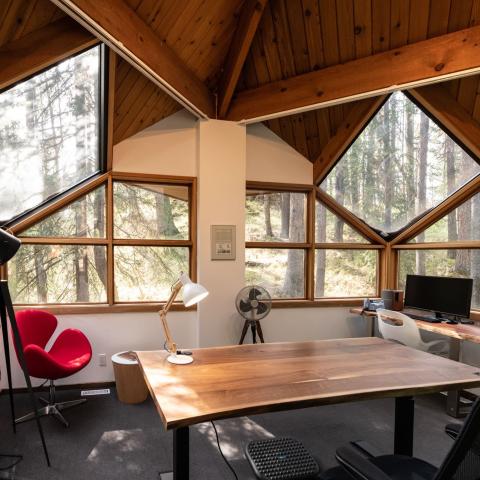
[111,351,149,404]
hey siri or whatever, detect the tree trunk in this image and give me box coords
[284,193,305,297]
[416,115,429,275]
[334,162,345,241]
[405,101,416,220]
[445,137,457,259]
[75,199,89,302]
[264,194,273,237]
[93,188,107,290]
[471,194,480,306]
[34,246,48,303]
[455,152,472,274]
[280,193,290,238]
[383,100,393,230]
[156,195,180,237]
[315,203,327,297]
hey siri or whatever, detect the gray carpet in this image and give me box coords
[0,388,456,479]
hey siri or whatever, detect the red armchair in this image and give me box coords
[13,310,92,427]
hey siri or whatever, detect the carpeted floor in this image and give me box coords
[0,388,457,479]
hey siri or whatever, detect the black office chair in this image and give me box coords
[320,398,480,480]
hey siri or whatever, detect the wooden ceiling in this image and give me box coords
[2,0,480,158]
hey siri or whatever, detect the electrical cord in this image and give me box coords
[0,454,22,471]
[211,421,239,480]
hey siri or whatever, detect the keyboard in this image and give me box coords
[407,313,442,323]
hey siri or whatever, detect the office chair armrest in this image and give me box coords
[445,423,461,440]
[424,339,449,353]
[335,445,392,480]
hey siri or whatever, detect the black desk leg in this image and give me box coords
[394,396,414,456]
[173,427,189,480]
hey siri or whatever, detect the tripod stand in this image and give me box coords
[0,280,50,466]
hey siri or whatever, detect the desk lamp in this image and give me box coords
[159,273,208,365]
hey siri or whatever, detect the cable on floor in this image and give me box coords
[211,421,239,480]
[0,454,22,471]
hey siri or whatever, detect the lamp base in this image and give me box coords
[167,354,193,365]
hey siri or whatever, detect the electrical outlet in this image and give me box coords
[99,353,107,367]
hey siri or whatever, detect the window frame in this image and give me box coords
[0,43,108,230]
[3,172,197,314]
[245,181,382,307]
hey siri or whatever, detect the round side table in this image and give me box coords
[111,351,149,404]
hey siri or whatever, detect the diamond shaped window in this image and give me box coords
[319,91,480,236]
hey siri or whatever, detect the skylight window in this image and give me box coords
[0,46,102,224]
[319,91,480,236]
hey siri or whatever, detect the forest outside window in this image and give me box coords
[0,45,103,225]
[8,175,195,309]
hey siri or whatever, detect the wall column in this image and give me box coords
[196,120,246,347]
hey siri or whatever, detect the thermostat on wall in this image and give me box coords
[211,225,236,260]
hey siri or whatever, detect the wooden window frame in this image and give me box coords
[4,172,197,314]
[246,181,383,307]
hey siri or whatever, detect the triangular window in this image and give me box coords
[0,45,103,225]
[319,91,480,236]
[20,186,106,238]
[315,200,369,243]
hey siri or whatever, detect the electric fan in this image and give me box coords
[235,286,272,344]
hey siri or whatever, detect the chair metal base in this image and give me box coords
[15,380,86,428]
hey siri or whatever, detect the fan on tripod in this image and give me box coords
[236,286,272,344]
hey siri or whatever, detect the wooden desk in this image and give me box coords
[350,307,480,417]
[137,338,480,479]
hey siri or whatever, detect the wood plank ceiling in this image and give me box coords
[2,0,480,157]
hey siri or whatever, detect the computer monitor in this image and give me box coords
[404,274,473,319]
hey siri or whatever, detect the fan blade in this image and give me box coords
[249,287,262,300]
[239,299,253,313]
[256,302,269,315]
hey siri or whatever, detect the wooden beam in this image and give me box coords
[0,17,97,91]
[226,25,480,122]
[313,96,387,184]
[51,0,215,118]
[217,0,268,118]
[316,188,387,245]
[409,84,480,160]
[392,174,480,245]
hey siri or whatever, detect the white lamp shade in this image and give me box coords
[180,273,209,307]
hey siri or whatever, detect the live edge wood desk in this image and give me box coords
[350,307,480,417]
[136,338,480,480]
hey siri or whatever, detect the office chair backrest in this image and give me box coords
[376,309,424,350]
[435,398,480,479]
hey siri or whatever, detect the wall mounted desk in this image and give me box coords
[136,338,480,479]
[350,307,480,417]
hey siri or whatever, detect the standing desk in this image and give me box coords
[137,338,480,480]
[350,307,480,417]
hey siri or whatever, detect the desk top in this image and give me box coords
[136,338,480,429]
[350,307,480,344]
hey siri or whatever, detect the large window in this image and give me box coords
[245,184,380,301]
[8,175,195,309]
[0,46,103,224]
[319,91,480,235]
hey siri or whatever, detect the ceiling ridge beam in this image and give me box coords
[315,188,387,245]
[51,0,215,119]
[408,84,480,160]
[313,96,387,185]
[226,25,480,123]
[217,0,268,118]
[0,16,97,91]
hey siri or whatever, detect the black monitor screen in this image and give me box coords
[404,274,473,318]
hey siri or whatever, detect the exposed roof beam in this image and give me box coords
[313,96,387,185]
[0,17,97,91]
[408,84,480,160]
[51,0,215,118]
[217,0,268,118]
[315,188,387,245]
[226,25,480,123]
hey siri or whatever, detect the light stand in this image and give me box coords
[0,229,50,466]
[159,273,208,365]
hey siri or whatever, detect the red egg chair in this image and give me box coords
[13,310,92,427]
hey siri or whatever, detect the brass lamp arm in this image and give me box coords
[159,279,182,355]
